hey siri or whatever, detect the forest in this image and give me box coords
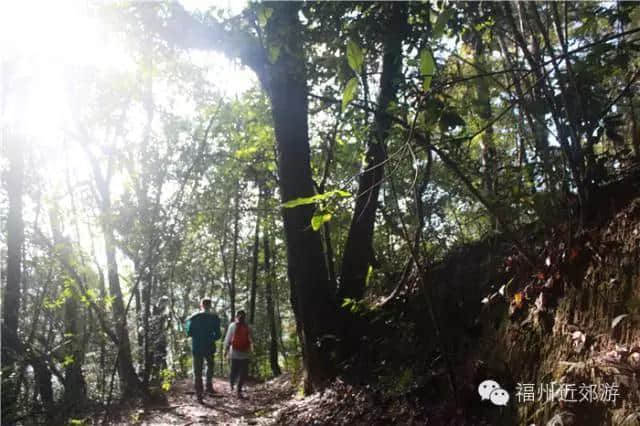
[2,1,640,425]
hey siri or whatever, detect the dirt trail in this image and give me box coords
[118,376,294,426]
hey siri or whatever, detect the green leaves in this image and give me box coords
[257,6,273,28]
[342,77,359,112]
[432,9,454,39]
[234,145,259,159]
[346,40,364,74]
[342,40,363,112]
[268,44,281,64]
[62,355,75,367]
[419,49,436,91]
[160,368,176,392]
[311,213,332,231]
[282,190,350,232]
[281,189,351,209]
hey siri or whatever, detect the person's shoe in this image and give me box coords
[237,391,244,399]
[197,394,204,404]
[206,386,215,395]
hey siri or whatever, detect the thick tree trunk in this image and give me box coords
[141,0,341,392]
[339,3,408,302]
[263,225,282,377]
[63,288,86,410]
[2,128,24,423]
[33,359,54,423]
[266,3,340,392]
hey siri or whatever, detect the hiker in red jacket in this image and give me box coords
[223,310,252,398]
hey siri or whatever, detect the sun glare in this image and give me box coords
[2,0,254,142]
[1,1,132,143]
[1,0,255,271]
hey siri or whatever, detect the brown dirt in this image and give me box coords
[475,197,640,425]
[112,375,295,425]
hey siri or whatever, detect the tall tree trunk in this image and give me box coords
[49,209,88,414]
[89,223,108,401]
[103,218,143,396]
[229,184,241,319]
[33,358,54,424]
[86,150,144,397]
[249,192,261,324]
[263,223,282,376]
[339,3,408,301]
[142,272,154,387]
[141,1,341,392]
[266,2,340,392]
[135,260,143,357]
[2,128,24,423]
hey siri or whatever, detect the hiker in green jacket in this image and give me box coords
[186,298,221,403]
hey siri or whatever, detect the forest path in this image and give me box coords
[128,376,294,425]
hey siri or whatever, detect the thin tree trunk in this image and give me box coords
[631,94,640,160]
[103,220,143,395]
[504,2,587,206]
[89,221,108,402]
[263,225,282,376]
[474,35,498,230]
[84,146,144,397]
[496,33,553,193]
[2,128,24,422]
[230,184,241,319]
[49,209,88,414]
[135,260,143,357]
[142,272,154,387]
[249,191,261,324]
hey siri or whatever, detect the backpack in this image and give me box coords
[231,323,251,351]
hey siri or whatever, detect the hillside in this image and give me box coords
[273,187,640,425]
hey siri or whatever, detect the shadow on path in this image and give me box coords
[123,375,294,426]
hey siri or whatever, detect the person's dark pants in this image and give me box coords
[193,352,214,397]
[229,358,249,394]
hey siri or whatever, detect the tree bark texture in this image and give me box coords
[263,225,282,377]
[141,1,341,392]
[339,3,408,301]
[266,3,340,392]
[230,184,241,319]
[249,192,261,324]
